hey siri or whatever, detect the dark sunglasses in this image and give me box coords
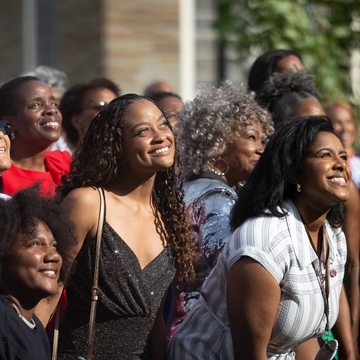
[0,120,10,136]
[84,101,108,111]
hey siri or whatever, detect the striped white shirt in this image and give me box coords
[167,200,346,360]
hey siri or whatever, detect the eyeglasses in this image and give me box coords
[84,101,108,111]
[0,120,10,136]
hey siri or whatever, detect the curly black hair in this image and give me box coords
[0,76,40,118]
[0,185,78,284]
[59,78,121,148]
[58,93,196,290]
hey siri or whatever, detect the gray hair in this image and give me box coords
[21,65,68,96]
[178,80,274,179]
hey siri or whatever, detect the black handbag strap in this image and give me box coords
[87,187,105,359]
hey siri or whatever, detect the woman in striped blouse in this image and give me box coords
[167,116,355,360]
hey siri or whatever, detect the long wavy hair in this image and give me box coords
[231,116,344,230]
[58,93,196,289]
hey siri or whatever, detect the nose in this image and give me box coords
[334,156,348,172]
[151,128,168,143]
[256,140,265,155]
[45,104,58,115]
[43,245,61,263]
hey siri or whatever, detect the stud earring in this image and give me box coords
[10,132,15,140]
[296,183,302,193]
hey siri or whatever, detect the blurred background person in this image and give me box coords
[59,77,120,154]
[0,120,11,199]
[0,76,71,196]
[166,80,274,338]
[144,80,174,96]
[325,101,360,193]
[0,186,77,360]
[147,91,183,133]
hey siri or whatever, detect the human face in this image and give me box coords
[73,88,117,135]
[0,121,11,175]
[287,98,326,119]
[2,220,62,300]
[328,106,357,152]
[295,132,351,211]
[157,96,183,130]
[122,99,175,177]
[7,80,61,147]
[222,122,266,187]
[272,55,305,73]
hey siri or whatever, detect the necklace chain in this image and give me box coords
[4,294,36,326]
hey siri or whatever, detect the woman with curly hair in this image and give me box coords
[36,93,196,359]
[166,80,274,338]
[0,185,77,360]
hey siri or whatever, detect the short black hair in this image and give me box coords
[147,91,182,104]
[231,115,342,230]
[0,76,41,118]
[0,185,78,283]
[59,78,121,147]
[248,49,303,93]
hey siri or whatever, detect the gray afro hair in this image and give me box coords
[178,80,274,179]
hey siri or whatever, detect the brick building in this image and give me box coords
[0,0,245,100]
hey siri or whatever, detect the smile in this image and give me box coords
[0,148,7,153]
[328,177,346,185]
[154,146,169,154]
[41,121,59,128]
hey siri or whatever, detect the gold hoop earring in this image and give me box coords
[296,184,302,193]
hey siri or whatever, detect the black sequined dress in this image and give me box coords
[57,210,175,359]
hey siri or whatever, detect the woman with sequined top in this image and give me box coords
[36,94,196,359]
[166,80,274,338]
[0,186,76,360]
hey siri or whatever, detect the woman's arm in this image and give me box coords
[149,292,167,360]
[227,256,280,360]
[332,285,357,360]
[294,338,320,360]
[35,187,100,326]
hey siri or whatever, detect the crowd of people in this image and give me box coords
[0,49,359,360]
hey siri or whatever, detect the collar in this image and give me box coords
[282,200,340,270]
[187,170,227,185]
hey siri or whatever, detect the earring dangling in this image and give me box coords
[10,132,15,140]
[211,158,229,176]
[296,184,302,193]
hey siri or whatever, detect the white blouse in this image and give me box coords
[167,200,346,360]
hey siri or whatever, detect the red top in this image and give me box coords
[2,150,72,196]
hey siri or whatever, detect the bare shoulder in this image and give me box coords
[63,187,102,245]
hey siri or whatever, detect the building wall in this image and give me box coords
[103,0,180,95]
[0,0,23,83]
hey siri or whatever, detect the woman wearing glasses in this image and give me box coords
[59,78,120,153]
[0,76,71,196]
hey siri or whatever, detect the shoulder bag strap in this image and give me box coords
[87,187,105,360]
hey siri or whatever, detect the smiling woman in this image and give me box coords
[0,185,77,360]
[165,80,274,339]
[35,93,196,359]
[0,76,71,196]
[168,116,350,360]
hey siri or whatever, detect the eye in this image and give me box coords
[248,135,256,141]
[27,240,42,248]
[31,102,41,108]
[320,152,331,158]
[136,128,149,136]
[340,154,348,161]
[160,121,170,128]
[50,101,58,107]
